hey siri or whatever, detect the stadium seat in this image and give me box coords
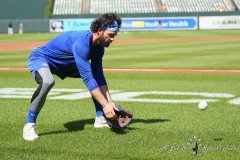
[52,0,237,15]
[161,0,231,12]
[90,0,156,14]
[233,0,240,9]
[53,0,83,15]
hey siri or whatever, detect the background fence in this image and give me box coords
[0,0,240,33]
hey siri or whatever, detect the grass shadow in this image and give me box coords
[65,118,170,135]
[213,138,223,141]
[133,118,170,124]
[64,118,94,132]
[39,119,94,136]
[39,130,68,136]
[39,118,170,136]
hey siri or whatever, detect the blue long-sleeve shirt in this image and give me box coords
[28,30,107,91]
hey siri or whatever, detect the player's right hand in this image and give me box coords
[103,102,117,119]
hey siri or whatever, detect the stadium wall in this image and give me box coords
[0,11,240,33]
[0,0,48,19]
[0,20,49,33]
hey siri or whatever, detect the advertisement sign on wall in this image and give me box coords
[199,16,240,29]
[50,19,93,32]
[63,19,93,31]
[50,20,64,32]
[121,17,198,31]
[50,17,198,32]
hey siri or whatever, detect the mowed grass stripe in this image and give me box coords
[104,39,240,69]
[0,50,29,67]
[0,33,60,42]
[1,30,240,42]
[0,38,239,69]
[117,30,240,39]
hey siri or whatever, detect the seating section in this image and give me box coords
[233,0,240,9]
[52,0,239,15]
[53,0,83,15]
[90,0,156,14]
[161,0,231,12]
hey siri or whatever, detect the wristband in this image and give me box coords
[102,101,109,109]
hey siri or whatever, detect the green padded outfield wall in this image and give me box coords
[0,19,49,33]
[0,0,49,33]
[0,0,48,19]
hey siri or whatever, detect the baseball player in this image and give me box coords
[23,13,121,141]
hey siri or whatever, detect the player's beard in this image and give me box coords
[99,36,111,47]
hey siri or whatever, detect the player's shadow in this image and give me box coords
[110,118,170,134]
[39,119,94,136]
[39,118,170,136]
[213,138,223,141]
[64,118,170,135]
[64,118,94,132]
[133,118,170,124]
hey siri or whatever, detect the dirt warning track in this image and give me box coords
[1,36,240,51]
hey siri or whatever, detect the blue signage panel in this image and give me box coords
[63,19,93,31]
[50,17,198,32]
[161,18,197,30]
[121,17,198,31]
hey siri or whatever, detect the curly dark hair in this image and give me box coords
[90,13,122,33]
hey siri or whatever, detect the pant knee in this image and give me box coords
[43,79,55,89]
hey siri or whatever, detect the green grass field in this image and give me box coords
[0,30,240,159]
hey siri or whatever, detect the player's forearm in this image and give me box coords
[99,85,112,102]
[91,87,108,105]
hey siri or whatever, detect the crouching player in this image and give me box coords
[23,13,121,141]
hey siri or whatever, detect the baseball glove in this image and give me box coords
[104,105,133,129]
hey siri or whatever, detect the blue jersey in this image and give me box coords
[28,30,106,92]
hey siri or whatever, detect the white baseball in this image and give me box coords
[198,101,208,110]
